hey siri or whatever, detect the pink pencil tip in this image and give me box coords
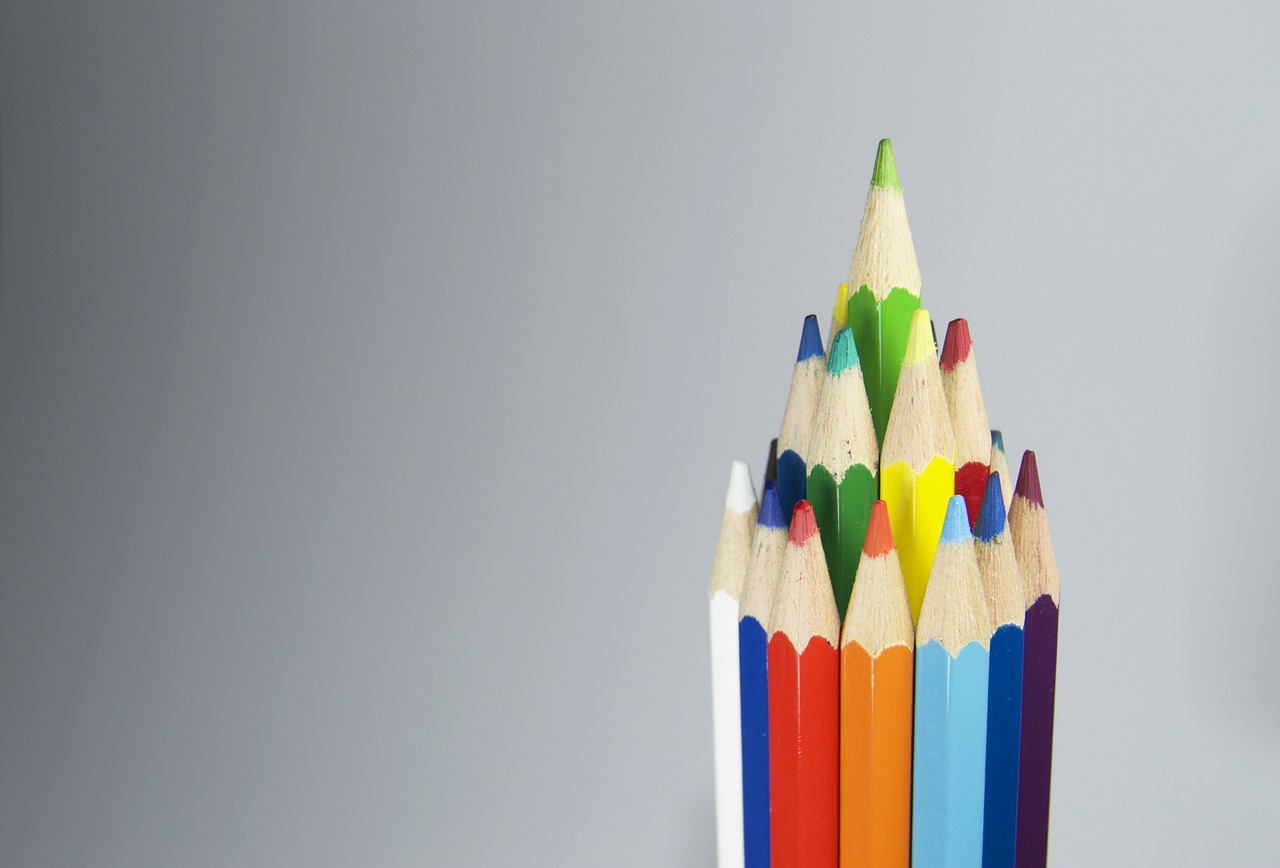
[788,500,818,545]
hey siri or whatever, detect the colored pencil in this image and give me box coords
[912,495,992,868]
[806,326,879,620]
[1009,452,1060,868]
[777,315,826,519]
[827,282,849,354]
[845,138,922,444]
[974,473,1025,868]
[710,460,758,868]
[764,438,779,488]
[989,430,1013,511]
[940,318,991,529]
[838,500,913,868]
[738,479,788,868]
[769,501,840,868]
[879,308,955,622]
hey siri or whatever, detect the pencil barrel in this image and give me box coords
[1015,597,1058,868]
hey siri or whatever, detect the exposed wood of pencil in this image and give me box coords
[776,315,826,519]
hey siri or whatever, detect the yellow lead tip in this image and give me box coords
[832,283,848,326]
[901,308,936,365]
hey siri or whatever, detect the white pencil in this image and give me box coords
[709,460,758,868]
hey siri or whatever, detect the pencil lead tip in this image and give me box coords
[1015,451,1044,507]
[939,495,972,543]
[863,500,895,556]
[758,478,786,529]
[831,283,849,327]
[788,500,818,545]
[939,318,973,372]
[726,460,756,512]
[796,315,824,363]
[990,429,1005,454]
[871,138,901,192]
[827,327,859,374]
[901,308,936,365]
[974,473,1007,541]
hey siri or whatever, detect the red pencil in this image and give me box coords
[940,318,991,529]
[768,501,840,868]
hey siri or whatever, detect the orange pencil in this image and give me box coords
[839,501,913,868]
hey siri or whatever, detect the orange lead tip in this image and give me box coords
[788,500,818,545]
[862,500,896,557]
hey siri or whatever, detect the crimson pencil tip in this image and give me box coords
[862,500,895,556]
[788,500,818,545]
[939,318,973,372]
[1015,450,1044,507]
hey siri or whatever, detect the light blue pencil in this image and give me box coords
[912,495,993,868]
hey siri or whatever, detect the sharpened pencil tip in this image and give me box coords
[726,460,756,512]
[939,318,973,372]
[990,430,1005,454]
[974,472,1007,541]
[758,478,786,529]
[901,308,936,366]
[862,500,895,556]
[796,315,824,363]
[939,495,972,543]
[1015,451,1044,507]
[788,500,818,545]
[827,327,859,374]
[871,138,901,192]
[831,283,849,327]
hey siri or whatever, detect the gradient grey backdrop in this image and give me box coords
[2,2,1278,865]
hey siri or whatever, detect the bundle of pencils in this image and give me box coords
[707,140,1062,868]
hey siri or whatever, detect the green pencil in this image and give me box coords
[805,326,879,621]
[844,139,923,444]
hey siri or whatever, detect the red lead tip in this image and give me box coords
[788,500,818,545]
[862,500,895,556]
[939,318,973,372]
[1015,450,1045,507]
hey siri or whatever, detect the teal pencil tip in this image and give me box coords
[939,495,972,543]
[871,139,901,192]
[826,327,859,374]
[990,429,1005,454]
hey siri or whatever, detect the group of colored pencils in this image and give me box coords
[707,140,1061,868]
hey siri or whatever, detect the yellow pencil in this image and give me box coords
[879,308,954,622]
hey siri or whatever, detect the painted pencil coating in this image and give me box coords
[912,640,990,868]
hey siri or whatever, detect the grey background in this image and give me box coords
[2,1,1277,865]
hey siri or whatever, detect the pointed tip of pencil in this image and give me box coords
[871,138,901,192]
[726,460,756,512]
[788,500,818,545]
[862,500,895,556]
[939,495,972,543]
[939,318,973,372]
[974,473,1007,541]
[796,315,824,363]
[990,429,1005,455]
[832,283,849,327]
[758,478,786,529]
[901,308,936,366]
[1015,451,1044,507]
[826,327,859,374]
[764,438,778,483]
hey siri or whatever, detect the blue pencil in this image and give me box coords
[775,315,825,519]
[737,479,787,868]
[974,473,1025,868]
[912,495,993,868]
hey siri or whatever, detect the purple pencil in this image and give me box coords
[1008,451,1060,867]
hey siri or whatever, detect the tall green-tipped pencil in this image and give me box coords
[805,326,879,620]
[844,139,923,444]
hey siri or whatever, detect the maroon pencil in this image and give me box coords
[1008,451,1060,867]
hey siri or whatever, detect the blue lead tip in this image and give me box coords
[990,429,1005,453]
[758,478,786,529]
[796,315,824,363]
[973,472,1007,541]
[939,495,972,543]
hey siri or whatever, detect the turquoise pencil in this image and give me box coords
[912,495,992,868]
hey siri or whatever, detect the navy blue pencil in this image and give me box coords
[775,315,824,519]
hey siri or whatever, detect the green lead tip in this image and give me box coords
[827,326,859,374]
[871,138,901,192]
